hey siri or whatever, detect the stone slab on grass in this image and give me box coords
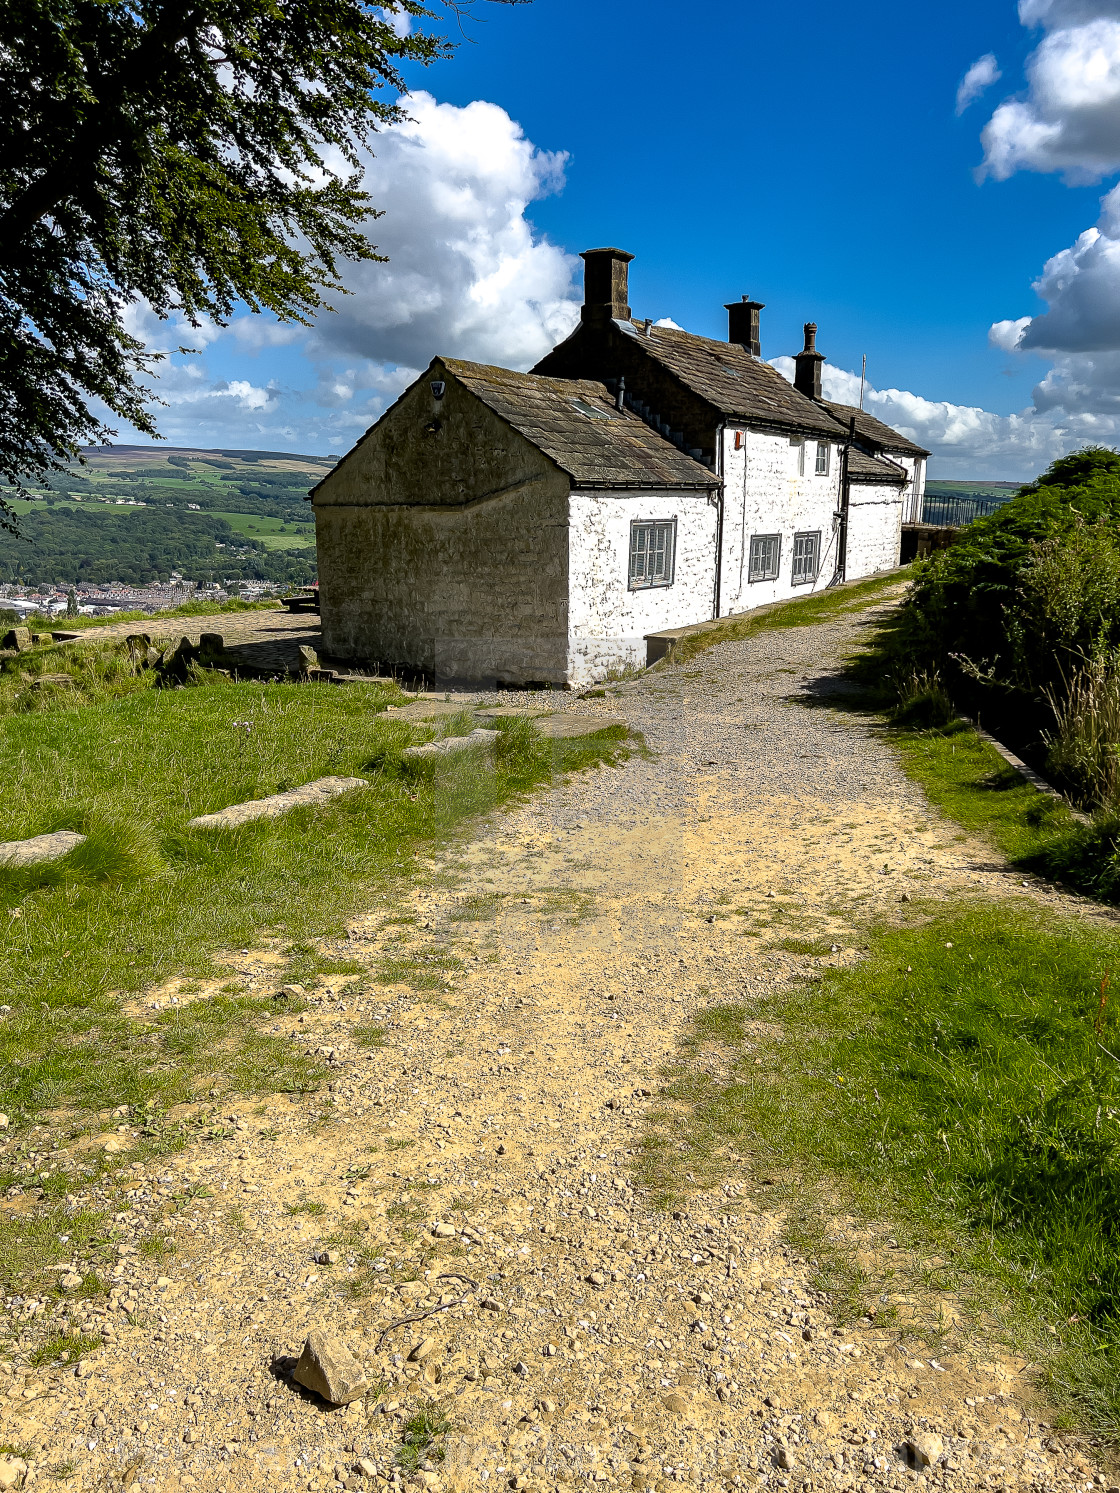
[0,829,87,867]
[402,728,499,762]
[472,703,553,719]
[382,699,476,721]
[187,775,370,830]
[533,713,628,739]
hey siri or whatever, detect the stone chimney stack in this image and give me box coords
[580,248,634,327]
[794,322,824,401]
[725,296,764,357]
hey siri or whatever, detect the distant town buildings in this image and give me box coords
[0,578,282,617]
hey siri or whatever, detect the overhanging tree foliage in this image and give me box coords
[0,0,487,514]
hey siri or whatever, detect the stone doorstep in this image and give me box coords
[186,776,370,830]
[0,829,87,867]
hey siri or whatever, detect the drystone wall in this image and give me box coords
[314,378,571,686]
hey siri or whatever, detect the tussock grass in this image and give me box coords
[641,900,1120,1435]
[396,1406,452,1471]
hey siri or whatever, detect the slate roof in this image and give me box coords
[847,448,908,485]
[819,400,930,457]
[442,358,719,490]
[616,321,847,439]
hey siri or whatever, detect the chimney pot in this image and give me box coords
[725,296,765,356]
[580,247,634,327]
[794,321,824,402]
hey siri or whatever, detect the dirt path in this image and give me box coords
[4,602,1106,1493]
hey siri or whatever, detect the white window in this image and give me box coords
[815,442,830,476]
[792,530,822,585]
[797,440,806,476]
[629,519,676,589]
[748,533,781,583]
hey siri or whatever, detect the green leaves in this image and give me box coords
[0,0,480,502]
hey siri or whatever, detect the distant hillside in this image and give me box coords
[924,480,1020,502]
[1,447,331,587]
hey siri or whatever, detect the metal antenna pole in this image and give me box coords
[859,354,867,411]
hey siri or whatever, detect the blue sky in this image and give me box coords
[119,0,1120,477]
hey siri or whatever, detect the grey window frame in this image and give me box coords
[815,441,830,476]
[791,530,822,586]
[628,518,677,590]
[748,532,781,583]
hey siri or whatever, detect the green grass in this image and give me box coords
[642,898,1120,1435]
[353,1024,386,1048]
[890,720,1076,864]
[660,569,905,666]
[395,1407,452,1472]
[212,512,316,550]
[27,1330,102,1369]
[891,719,1120,904]
[0,687,631,1124]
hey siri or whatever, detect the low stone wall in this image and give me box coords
[900,522,960,564]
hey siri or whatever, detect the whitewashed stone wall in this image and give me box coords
[718,426,842,613]
[847,482,905,576]
[892,454,926,522]
[567,490,717,684]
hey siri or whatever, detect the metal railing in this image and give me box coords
[919,493,1011,527]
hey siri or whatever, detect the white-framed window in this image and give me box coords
[797,439,806,476]
[629,519,676,589]
[748,533,781,583]
[792,530,822,585]
[815,442,830,476]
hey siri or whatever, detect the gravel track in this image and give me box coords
[1,598,1106,1493]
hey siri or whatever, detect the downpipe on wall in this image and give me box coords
[829,415,856,587]
[711,427,725,619]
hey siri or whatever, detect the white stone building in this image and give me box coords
[311,248,928,686]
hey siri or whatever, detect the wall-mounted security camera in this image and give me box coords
[430,380,446,399]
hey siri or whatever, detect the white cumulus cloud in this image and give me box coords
[1010,182,1120,350]
[989,316,1033,350]
[308,90,580,373]
[980,10,1120,180]
[107,92,581,452]
[956,54,1002,114]
[769,355,1104,479]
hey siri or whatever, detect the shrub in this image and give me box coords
[892,447,1120,704]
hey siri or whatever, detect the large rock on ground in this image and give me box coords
[0,1455,27,1489]
[292,1330,370,1405]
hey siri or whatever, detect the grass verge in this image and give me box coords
[658,569,905,667]
[640,894,1120,1436]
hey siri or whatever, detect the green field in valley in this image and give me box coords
[2,448,326,586]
